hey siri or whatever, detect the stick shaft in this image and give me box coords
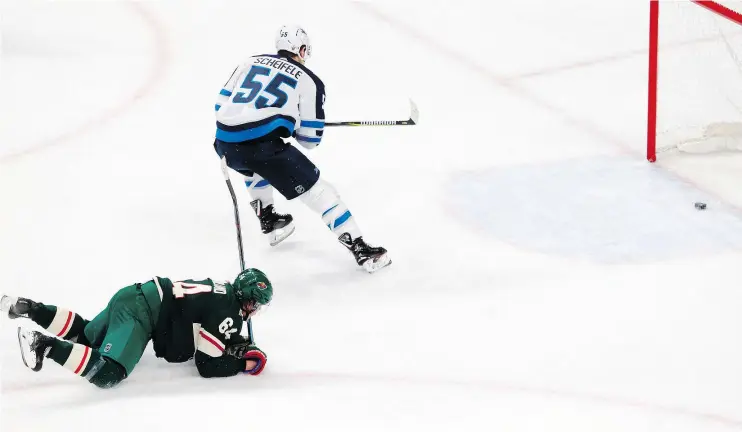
[324,99,419,127]
[220,157,254,344]
[325,119,415,127]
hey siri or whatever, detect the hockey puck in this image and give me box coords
[695,202,707,210]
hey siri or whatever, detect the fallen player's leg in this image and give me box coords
[7,284,154,388]
[17,327,127,388]
[1,295,90,342]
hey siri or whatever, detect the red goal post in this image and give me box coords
[647,0,742,162]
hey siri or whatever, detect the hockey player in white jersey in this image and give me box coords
[213,25,390,273]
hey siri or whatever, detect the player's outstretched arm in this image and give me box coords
[194,340,267,377]
[295,73,325,149]
[193,324,247,378]
[195,350,247,378]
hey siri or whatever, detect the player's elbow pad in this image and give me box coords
[196,357,220,378]
[195,354,242,378]
[196,362,221,378]
[197,366,220,378]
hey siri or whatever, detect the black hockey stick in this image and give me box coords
[324,99,419,127]
[220,156,254,344]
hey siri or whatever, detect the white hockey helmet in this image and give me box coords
[275,25,312,61]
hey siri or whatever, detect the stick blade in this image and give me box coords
[409,99,419,125]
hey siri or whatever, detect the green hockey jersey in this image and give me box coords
[150,277,247,378]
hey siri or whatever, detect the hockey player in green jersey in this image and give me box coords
[0,268,272,388]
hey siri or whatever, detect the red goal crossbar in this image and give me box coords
[647,0,742,162]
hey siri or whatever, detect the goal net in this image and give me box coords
[648,0,742,161]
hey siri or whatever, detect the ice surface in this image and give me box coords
[2,1,742,431]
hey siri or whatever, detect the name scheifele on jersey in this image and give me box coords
[254,56,304,80]
[215,53,325,146]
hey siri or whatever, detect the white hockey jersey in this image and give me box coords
[215,54,325,148]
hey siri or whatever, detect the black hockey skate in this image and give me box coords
[338,233,392,273]
[0,295,38,320]
[17,327,53,371]
[251,199,296,246]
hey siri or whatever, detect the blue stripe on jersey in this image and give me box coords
[220,89,232,97]
[218,114,295,132]
[215,104,221,111]
[297,134,321,143]
[216,118,295,143]
[245,179,270,188]
[300,120,325,128]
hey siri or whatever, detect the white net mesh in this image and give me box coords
[656,1,742,155]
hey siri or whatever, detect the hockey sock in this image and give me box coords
[244,174,275,208]
[31,305,89,342]
[299,178,362,238]
[46,339,100,379]
[46,339,126,388]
